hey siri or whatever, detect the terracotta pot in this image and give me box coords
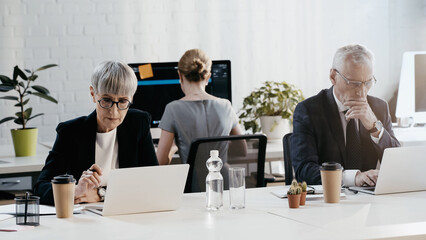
[287,194,301,208]
[300,191,307,205]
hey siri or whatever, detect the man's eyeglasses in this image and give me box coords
[334,69,377,88]
[97,98,131,110]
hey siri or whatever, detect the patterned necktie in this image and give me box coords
[345,117,361,169]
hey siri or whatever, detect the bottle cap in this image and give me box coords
[210,150,219,157]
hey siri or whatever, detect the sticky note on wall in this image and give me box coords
[138,64,154,79]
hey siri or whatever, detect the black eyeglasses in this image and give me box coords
[97,98,131,110]
[334,69,377,88]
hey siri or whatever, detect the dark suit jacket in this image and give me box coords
[291,87,400,184]
[33,109,159,205]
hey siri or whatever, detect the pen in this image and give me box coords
[87,168,97,173]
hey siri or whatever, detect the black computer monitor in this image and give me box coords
[128,60,232,127]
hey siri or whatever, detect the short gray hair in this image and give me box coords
[91,61,137,98]
[332,44,375,71]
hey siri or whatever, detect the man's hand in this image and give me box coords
[344,99,378,135]
[355,169,379,186]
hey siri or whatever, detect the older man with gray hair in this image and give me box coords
[291,44,400,187]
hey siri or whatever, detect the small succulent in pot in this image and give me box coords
[299,181,307,192]
[299,181,308,205]
[288,179,302,195]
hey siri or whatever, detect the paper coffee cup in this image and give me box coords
[51,175,75,218]
[320,162,343,203]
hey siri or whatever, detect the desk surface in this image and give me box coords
[1,186,426,239]
[0,144,49,175]
[393,126,426,146]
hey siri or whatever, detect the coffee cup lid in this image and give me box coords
[320,162,343,171]
[51,174,75,184]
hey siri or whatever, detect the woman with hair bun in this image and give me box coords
[157,49,243,165]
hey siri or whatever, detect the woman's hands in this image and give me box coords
[74,164,103,204]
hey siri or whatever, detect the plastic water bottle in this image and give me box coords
[206,150,223,211]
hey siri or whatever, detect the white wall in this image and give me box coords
[0,0,426,144]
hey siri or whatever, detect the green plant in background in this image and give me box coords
[239,81,304,133]
[0,64,58,129]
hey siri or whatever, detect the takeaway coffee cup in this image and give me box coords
[51,174,76,218]
[320,162,343,203]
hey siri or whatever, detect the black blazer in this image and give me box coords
[291,87,400,184]
[33,109,159,205]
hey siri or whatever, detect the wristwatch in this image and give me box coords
[368,120,383,133]
[97,187,106,201]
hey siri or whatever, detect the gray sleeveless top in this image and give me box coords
[159,99,239,164]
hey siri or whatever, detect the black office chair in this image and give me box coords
[283,133,294,185]
[185,134,267,193]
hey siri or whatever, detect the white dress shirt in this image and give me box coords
[332,89,383,186]
[95,128,119,186]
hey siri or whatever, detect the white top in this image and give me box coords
[95,128,118,186]
[332,89,383,186]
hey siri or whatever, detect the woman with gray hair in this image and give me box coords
[34,61,158,205]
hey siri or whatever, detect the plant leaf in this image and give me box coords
[0,117,16,125]
[24,69,31,74]
[14,118,23,125]
[28,74,38,81]
[18,81,25,88]
[13,66,28,81]
[32,85,50,94]
[0,75,13,85]
[15,111,23,118]
[30,92,58,104]
[23,108,32,119]
[14,98,30,107]
[28,113,44,121]
[35,64,58,72]
[0,96,19,101]
[0,84,15,92]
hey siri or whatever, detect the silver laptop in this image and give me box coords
[86,164,189,216]
[348,146,426,195]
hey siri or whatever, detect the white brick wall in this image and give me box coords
[0,0,426,144]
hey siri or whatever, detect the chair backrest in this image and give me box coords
[283,133,294,185]
[185,134,267,193]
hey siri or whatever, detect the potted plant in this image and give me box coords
[0,64,58,156]
[287,179,302,208]
[239,81,304,140]
[299,181,308,206]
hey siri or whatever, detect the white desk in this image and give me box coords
[0,145,49,175]
[1,186,426,239]
[393,127,426,146]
